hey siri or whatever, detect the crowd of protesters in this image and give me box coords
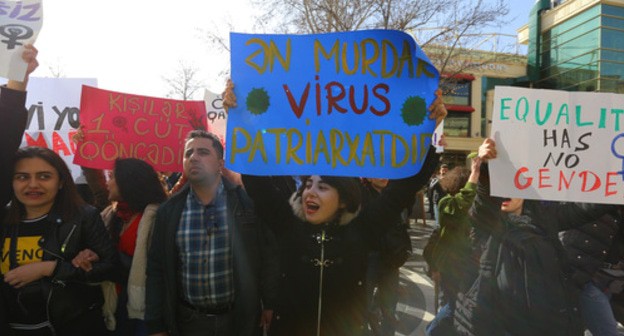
[424,139,624,336]
[2,45,624,336]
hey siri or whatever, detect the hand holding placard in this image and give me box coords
[479,138,497,161]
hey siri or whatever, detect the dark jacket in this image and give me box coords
[0,86,27,335]
[361,182,412,268]
[1,205,118,332]
[0,86,27,212]
[560,206,623,288]
[467,163,614,336]
[469,163,614,253]
[145,178,279,336]
[242,147,439,336]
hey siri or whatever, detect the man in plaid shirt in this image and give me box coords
[146,130,279,336]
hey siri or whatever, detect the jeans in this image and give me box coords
[580,281,618,336]
[426,273,461,336]
[426,303,455,336]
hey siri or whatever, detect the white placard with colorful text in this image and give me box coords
[490,86,624,204]
[19,77,97,180]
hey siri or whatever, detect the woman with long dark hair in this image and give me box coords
[73,158,167,336]
[1,146,117,336]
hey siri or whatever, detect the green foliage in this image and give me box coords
[246,87,270,115]
[400,96,427,126]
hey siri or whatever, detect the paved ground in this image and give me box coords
[392,217,437,336]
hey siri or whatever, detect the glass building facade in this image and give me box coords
[535,2,624,92]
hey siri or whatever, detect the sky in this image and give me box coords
[507,1,534,33]
[32,0,534,100]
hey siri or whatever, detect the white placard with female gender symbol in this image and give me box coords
[0,0,42,81]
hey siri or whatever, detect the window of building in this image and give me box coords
[534,3,624,93]
[552,5,600,35]
[544,50,599,78]
[601,61,624,81]
[603,4,624,17]
[444,111,471,137]
[599,79,624,93]
[440,80,471,106]
[542,29,599,74]
[574,79,599,92]
[539,5,600,90]
[602,28,624,51]
[600,6,624,93]
[602,49,624,63]
[602,16,624,31]
[440,77,473,137]
[553,16,599,45]
[538,60,599,90]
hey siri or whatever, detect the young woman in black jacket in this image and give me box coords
[239,94,447,336]
[1,147,118,336]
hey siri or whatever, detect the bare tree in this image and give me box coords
[47,58,66,78]
[162,61,204,101]
[251,0,508,39]
[203,0,515,92]
[253,0,450,33]
[249,0,512,78]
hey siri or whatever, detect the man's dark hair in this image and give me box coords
[185,130,224,159]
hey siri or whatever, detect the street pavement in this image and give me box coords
[392,217,437,336]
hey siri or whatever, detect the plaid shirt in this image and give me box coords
[176,181,234,307]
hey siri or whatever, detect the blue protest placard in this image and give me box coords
[226,30,439,178]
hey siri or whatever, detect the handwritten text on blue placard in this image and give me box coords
[226,30,439,178]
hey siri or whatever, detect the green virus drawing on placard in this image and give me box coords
[246,88,270,115]
[400,96,427,126]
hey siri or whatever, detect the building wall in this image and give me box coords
[423,46,527,163]
[518,0,624,93]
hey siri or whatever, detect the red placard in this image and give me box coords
[74,86,208,172]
